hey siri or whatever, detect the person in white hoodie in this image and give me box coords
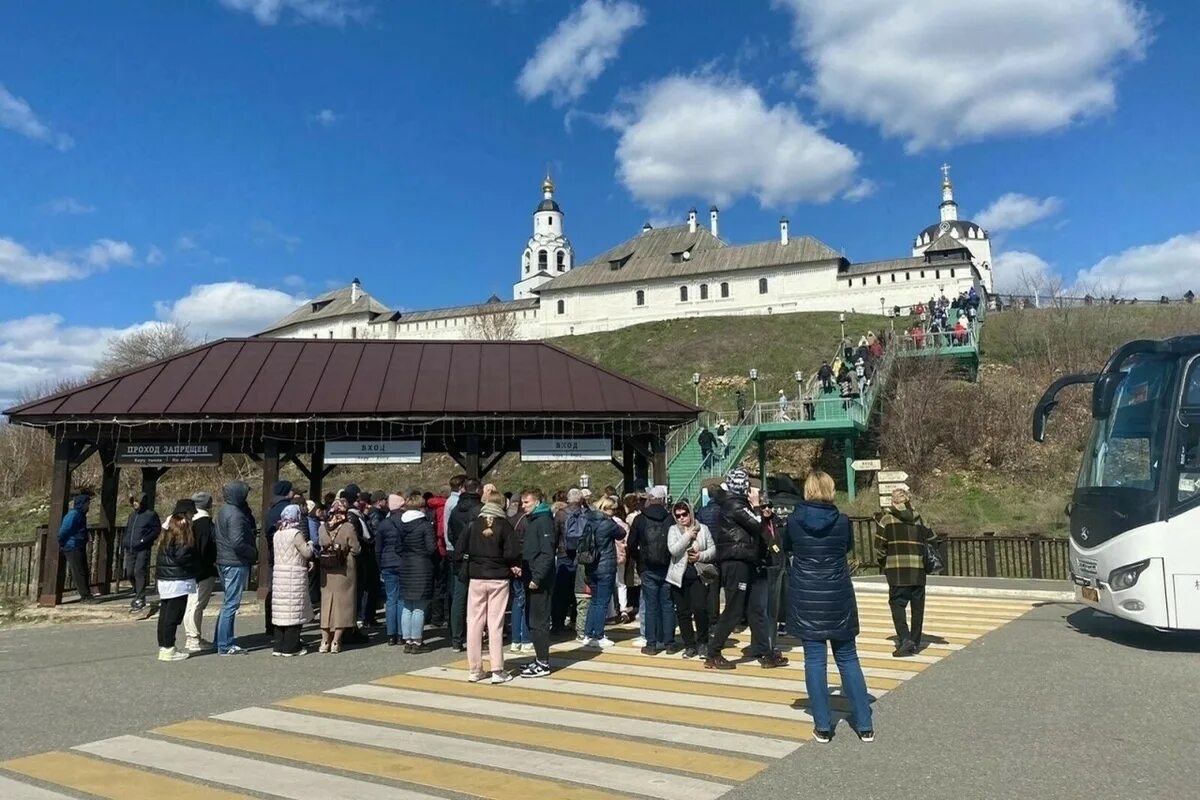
[666,501,717,659]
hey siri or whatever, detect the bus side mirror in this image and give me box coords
[1032,400,1056,443]
[1092,372,1125,419]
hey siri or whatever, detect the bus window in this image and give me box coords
[1175,422,1200,505]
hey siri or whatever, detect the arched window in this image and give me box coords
[876,275,881,285]
[758,278,768,294]
[635,289,645,306]
[538,250,548,270]
[556,250,566,271]
[720,282,729,298]
[547,216,553,226]
[949,268,956,278]
[699,283,708,300]
[523,250,531,274]
[556,299,565,315]
[680,286,689,302]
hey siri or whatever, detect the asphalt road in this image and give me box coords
[3,597,1197,798]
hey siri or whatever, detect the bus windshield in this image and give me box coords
[1077,353,1177,497]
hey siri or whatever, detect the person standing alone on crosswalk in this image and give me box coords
[874,489,934,657]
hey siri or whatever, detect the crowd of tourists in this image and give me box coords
[58,467,937,741]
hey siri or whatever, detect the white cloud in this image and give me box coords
[611,74,860,208]
[0,236,136,286]
[155,281,307,339]
[843,179,877,202]
[47,197,95,215]
[282,274,307,290]
[517,0,645,106]
[993,250,1055,295]
[976,193,1062,232]
[774,0,1150,151]
[1074,233,1200,298]
[313,108,339,127]
[216,0,370,26]
[0,84,74,151]
[145,245,166,265]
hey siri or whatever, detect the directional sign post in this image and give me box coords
[851,459,882,472]
[877,470,909,484]
[878,481,910,495]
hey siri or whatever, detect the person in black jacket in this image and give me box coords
[464,490,522,684]
[156,500,198,662]
[517,488,556,678]
[123,493,161,612]
[214,480,257,656]
[184,491,218,652]
[374,493,406,646]
[698,427,717,470]
[705,469,782,671]
[447,479,483,651]
[397,492,436,652]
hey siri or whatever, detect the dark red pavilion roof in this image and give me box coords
[5,338,699,423]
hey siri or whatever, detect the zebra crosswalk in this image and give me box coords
[1,592,1036,799]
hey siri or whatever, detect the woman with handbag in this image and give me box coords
[665,501,717,659]
[783,471,874,743]
[318,499,361,654]
[873,488,936,657]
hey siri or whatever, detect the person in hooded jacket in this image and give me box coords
[784,471,874,743]
[874,489,934,657]
[214,480,257,655]
[155,499,198,662]
[59,493,94,603]
[183,491,218,652]
[447,479,483,652]
[628,487,677,655]
[517,488,556,678]
[397,492,436,652]
[374,493,407,646]
[581,495,626,648]
[262,479,294,638]
[123,493,161,612]
[271,504,313,656]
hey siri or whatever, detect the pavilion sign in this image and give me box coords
[325,440,423,465]
[115,442,222,467]
[520,438,612,462]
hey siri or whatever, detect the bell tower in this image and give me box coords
[515,172,574,300]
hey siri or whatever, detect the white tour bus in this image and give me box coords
[1033,336,1200,631]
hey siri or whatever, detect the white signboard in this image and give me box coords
[879,495,896,508]
[325,440,422,465]
[878,470,909,483]
[878,482,910,495]
[851,459,882,471]
[520,438,612,462]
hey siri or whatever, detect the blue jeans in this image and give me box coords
[402,600,427,641]
[215,565,249,652]
[584,571,616,639]
[802,638,874,733]
[382,569,403,638]
[510,579,530,644]
[640,568,676,648]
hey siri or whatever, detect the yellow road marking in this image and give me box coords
[277,693,765,782]
[2,752,252,799]
[156,719,627,800]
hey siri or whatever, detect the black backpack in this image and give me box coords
[641,515,671,569]
[574,516,601,567]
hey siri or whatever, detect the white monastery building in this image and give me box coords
[261,167,993,342]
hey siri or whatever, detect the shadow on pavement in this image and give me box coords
[1066,607,1200,652]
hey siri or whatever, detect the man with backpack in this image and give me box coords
[628,486,678,655]
[551,488,587,634]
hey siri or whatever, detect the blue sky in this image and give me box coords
[0,0,1196,398]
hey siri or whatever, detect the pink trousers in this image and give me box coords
[467,578,510,675]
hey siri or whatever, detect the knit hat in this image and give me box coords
[725,468,750,496]
[191,491,213,511]
[387,493,404,511]
[342,484,361,504]
[272,480,293,498]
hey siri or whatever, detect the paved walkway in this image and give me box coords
[0,592,1035,798]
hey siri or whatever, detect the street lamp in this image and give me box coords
[749,368,759,406]
[579,473,590,490]
[839,312,846,343]
[691,372,701,406]
[793,370,803,400]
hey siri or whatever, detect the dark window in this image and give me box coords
[950,268,956,278]
[556,299,565,315]
[538,250,548,269]
[548,216,553,226]
[848,279,852,288]
[905,271,911,281]
[636,290,645,306]
[680,286,689,302]
[699,284,708,300]
[891,274,896,282]
[920,270,926,278]
[351,326,357,339]
[720,282,730,298]
[758,278,768,294]
[862,277,867,286]
[876,275,882,285]
[556,251,565,271]
[935,269,940,279]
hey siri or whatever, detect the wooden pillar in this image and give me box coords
[465,435,482,482]
[650,436,668,489]
[140,467,167,513]
[39,437,73,607]
[96,451,120,596]
[258,439,280,600]
[621,439,635,492]
[309,441,326,502]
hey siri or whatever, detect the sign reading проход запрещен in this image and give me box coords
[115,442,222,467]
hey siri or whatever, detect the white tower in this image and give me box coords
[911,165,994,293]
[939,163,959,223]
[514,174,574,300]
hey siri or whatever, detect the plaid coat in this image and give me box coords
[873,506,933,587]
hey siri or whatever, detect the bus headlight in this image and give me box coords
[1108,560,1151,591]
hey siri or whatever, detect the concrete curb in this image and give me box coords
[852,579,1075,602]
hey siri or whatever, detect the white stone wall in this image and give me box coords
[269,311,375,340]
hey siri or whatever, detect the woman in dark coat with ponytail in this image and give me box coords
[398,492,437,652]
[783,470,874,744]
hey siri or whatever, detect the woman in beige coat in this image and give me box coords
[318,499,361,653]
[271,504,313,657]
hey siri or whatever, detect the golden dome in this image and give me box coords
[542,174,555,194]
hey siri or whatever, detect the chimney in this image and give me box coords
[780,216,789,246]
[641,222,653,235]
[350,277,361,304]
[709,205,720,238]
[687,207,698,234]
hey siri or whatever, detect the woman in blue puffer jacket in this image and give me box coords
[783,470,874,744]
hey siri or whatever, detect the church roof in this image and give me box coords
[917,219,988,243]
[537,225,842,292]
[260,283,391,334]
[924,231,973,253]
[536,199,562,213]
[398,297,539,323]
[840,256,926,276]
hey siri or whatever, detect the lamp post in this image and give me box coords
[691,372,701,406]
[839,312,846,343]
[749,368,758,406]
[579,473,590,490]
[793,370,803,401]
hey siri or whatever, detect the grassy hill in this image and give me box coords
[3,302,1199,542]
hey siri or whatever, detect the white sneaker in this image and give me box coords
[157,647,189,663]
[575,635,590,644]
[594,636,615,648]
[491,671,513,685]
[467,672,485,683]
[509,642,524,654]
[631,636,647,648]
[520,642,536,653]
[184,639,210,653]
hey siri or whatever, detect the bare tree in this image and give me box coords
[877,355,954,490]
[92,322,197,379]
[465,311,520,341]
